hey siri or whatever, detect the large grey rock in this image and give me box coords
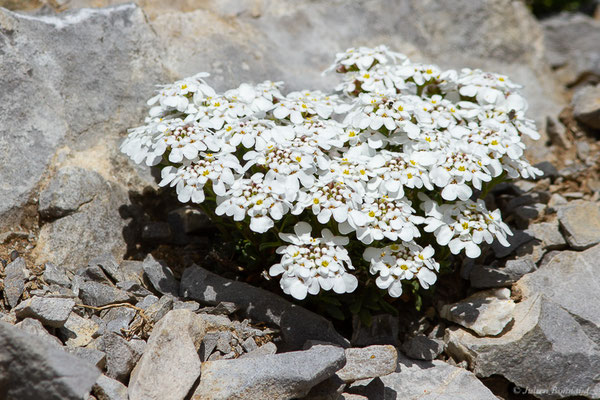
[14,296,75,328]
[558,200,600,250]
[336,345,398,383]
[440,288,515,337]
[446,244,600,399]
[128,310,207,400]
[33,167,131,272]
[192,344,346,400]
[0,321,100,400]
[180,265,348,349]
[0,4,165,229]
[572,84,600,130]
[2,256,26,308]
[347,354,497,400]
[142,254,179,297]
[542,12,600,86]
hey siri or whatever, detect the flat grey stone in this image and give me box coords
[180,265,348,349]
[558,200,600,250]
[0,4,165,229]
[43,262,71,287]
[440,288,515,337]
[60,311,100,347]
[15,318,63,348]
[116,281,153,298]
[470,259,536,289]
[14,296,75,328]
[102,306,137,334]
[446,244,600,399]
[525,219,566,250]
[118,260,145,285]
[193,344,345,400]
[76,265,113,284]
[336,345,398,383]
[79,281,135,307]
[140,294,174,323]
[88,254,122,283]
[128,310,207,400]
[3,257,26,308]
[142,254,179,297]
[240,341,278,359]
[241,337,258,353]
[200,331,221,362]
[348,354,497,400]
[401,335,444,361]
[0,321,100,400]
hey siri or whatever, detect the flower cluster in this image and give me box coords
[122,46,542,300]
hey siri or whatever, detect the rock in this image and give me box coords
[77,265,114,284]
[93,374,128,400]
[118,260,145,285]
[401,335,444,361]
[492,229,535,258]
[88,254,121,283]
[193,344,346,400]
[139,294,174,323]
[542,13,600,86]
[33,168,130,273]
[572,84,600,130]
[116,281,153,298]
[0,321,101,400]
[79,281,135,307]
[241,337,258,353]
[98,333,144,383]
[173,300,200,312]
[303,375,346,400]
[440,288,515,336]
[525,219,567,250]
[545,117,571,149]
[347,354,497,400]
[558,200,600,250]
[534,161,560,181]
[351,314,399,347]
[102,306,137,334]
[470,259,536,289]
[215,330,233,354]
[15,318,63,347]
[14,296,75,328]
[128,310,207,400]
[240,341,278,359]
[43,262,71,287]
[2,256,26,308]
[199,331,221,362]
[336,345,398,383]
[141,221,172,242]
[60,311,100,347]
[180,265,348,349]
[446,244,600,399]
[67,347,107,369]
[0,4,165,229]
[142,254,179,297]
[39,166,105,219]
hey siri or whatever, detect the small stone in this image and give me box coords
[10,250,20,261]
[79,281,135,307]
[211,301,239,315]
[141,294,174,323]
[336,345,398,382]
[216,331,233,354]
[93,374,128,400]
[545,117,571,149]
[440,288,516,336]
[240,341,278,359]
[43,262,71,287]
[128,310,207,400]
[514,203,545,225]
[193,344,346,400]
[558,200,600,250]
[88,254,121,283]
[200,331,221,362]
[572,84,600,130]
[142,254,179,297]
[304,375,346,400]
[14,296,75,328]
[67,347,107,369]
[3,257,26,308]
[525,219,566,250]
[102,307,137,334]
[98,333,144,383]
[118,260,145,284]
[173,300,200,312]
[534,161,559,180]
[76,265,113,284]
[241,337,258,353]
[168,206,213,235]
[576,140,591,160]
[492,230,534,258]
[15,318,63,348]
[60,312,100,347]
[351,314,399,347]
[116,281,153,298]
[401,335,444,361]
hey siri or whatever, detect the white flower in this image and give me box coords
[363,242,439,297]
[269,222,358,300]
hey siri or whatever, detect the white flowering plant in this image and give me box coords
[122,46,541,316]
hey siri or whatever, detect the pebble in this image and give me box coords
[66,347,107,369]
[93,374,129,400]
[3,257,26,308]
[43,262,71,287]
[142,254,179,297]
[240,341,278,359]
[558,200,600,250]
[401,335,444,361]
[336,345,398,382]
[14,296,75,328]
[79,281,135,307]
[98,333,144,383]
